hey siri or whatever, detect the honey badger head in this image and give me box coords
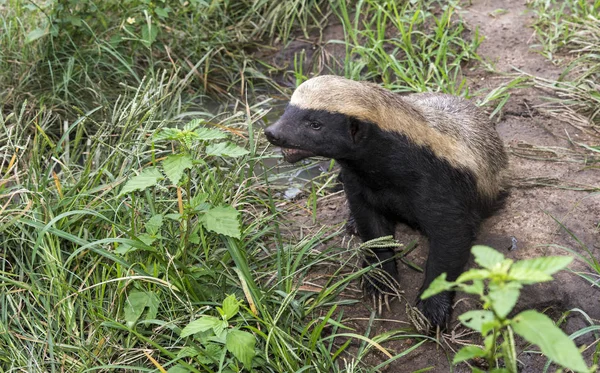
[264,76,386,163]
[264,105,365,163]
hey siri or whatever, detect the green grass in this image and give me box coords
[528,0,600,126]
[1,2,439,370]
[2,0,600,371]
[529,0,600,63]
[306,0,482,95]
[524,4,600,368]
[0,0,330,118]
[2,72,437,371]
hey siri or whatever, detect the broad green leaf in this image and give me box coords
[459,279,484,295]
[176,346,199,358]
[488,282,521,318]
[146,293,159,320]
[141,23,158,48]
[472,245,505,269]
[162,154,193,185]
[137,232,156,245]
[206,142,249,158]
[120,167,163,195]
[165,213,182,221]
[153,128,181,141]
[180,132,195,149]
[124,291,147,326]
[481,319,502,336]
[190,193,209,210]
[420,273,453,299]
[115,243,133,254]
[512,310,590,373]
[25,27,48,43]
[453,345,487,364]
[113,239,157,255]
[456,269,491,282]
[221,294,240,321]
[458,310,495,333]
[66,15,82,26]
[184,119,203,131]
[145,214,164,236]
[189,231,200,244]
[124,291,159,327]
[509,256,573,283]
[109,34,123,46]
[195,127,228,141]
[198,343,222,364]
[167,365,191,373]
[180,316,222,337]
[226,329,256,368]
[214,322,228,339]
[154,6,171,18]
[202,206,241,239]
[508,267,553,284]
[484,333,494,350]
[210,325,228,342]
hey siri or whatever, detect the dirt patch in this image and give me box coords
[271,0,600,371]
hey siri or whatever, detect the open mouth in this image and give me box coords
[281,147,316,163]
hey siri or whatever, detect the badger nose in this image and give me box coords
[264,126,280,145]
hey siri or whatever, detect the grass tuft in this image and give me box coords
[326,0,482,95]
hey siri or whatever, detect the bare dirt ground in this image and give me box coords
[271,0,600,371]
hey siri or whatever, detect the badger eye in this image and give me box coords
[308,122,322,130]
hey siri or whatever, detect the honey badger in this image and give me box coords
[264,75,509,327]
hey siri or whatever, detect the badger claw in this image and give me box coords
[362,264,402,314]
[344,214,359,236]
[414,292,453,332]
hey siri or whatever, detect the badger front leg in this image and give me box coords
[417,221,476,327]
[355,207,399,296]
[344,189,399,296]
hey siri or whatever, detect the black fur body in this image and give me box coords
[264,76,509,327]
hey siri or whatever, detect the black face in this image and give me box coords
[264,105,366,163]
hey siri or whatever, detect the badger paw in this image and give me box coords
[362,259,401,313]
[345,214,359,236]
[414,291,453,331]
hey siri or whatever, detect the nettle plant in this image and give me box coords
[422,245,594,373]
[178,294,256,371]
[117,120,259,370]
[119,118,248,250]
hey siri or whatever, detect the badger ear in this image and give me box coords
[349,118,363,143]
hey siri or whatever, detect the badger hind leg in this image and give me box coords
[416,219,477,329]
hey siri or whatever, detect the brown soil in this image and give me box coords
[270,0,600,371]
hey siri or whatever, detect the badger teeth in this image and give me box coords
[280,147,315,163]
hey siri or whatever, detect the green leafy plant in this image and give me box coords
[178,294,256,370]
[119,118,248,243]
[422,245,594,373]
